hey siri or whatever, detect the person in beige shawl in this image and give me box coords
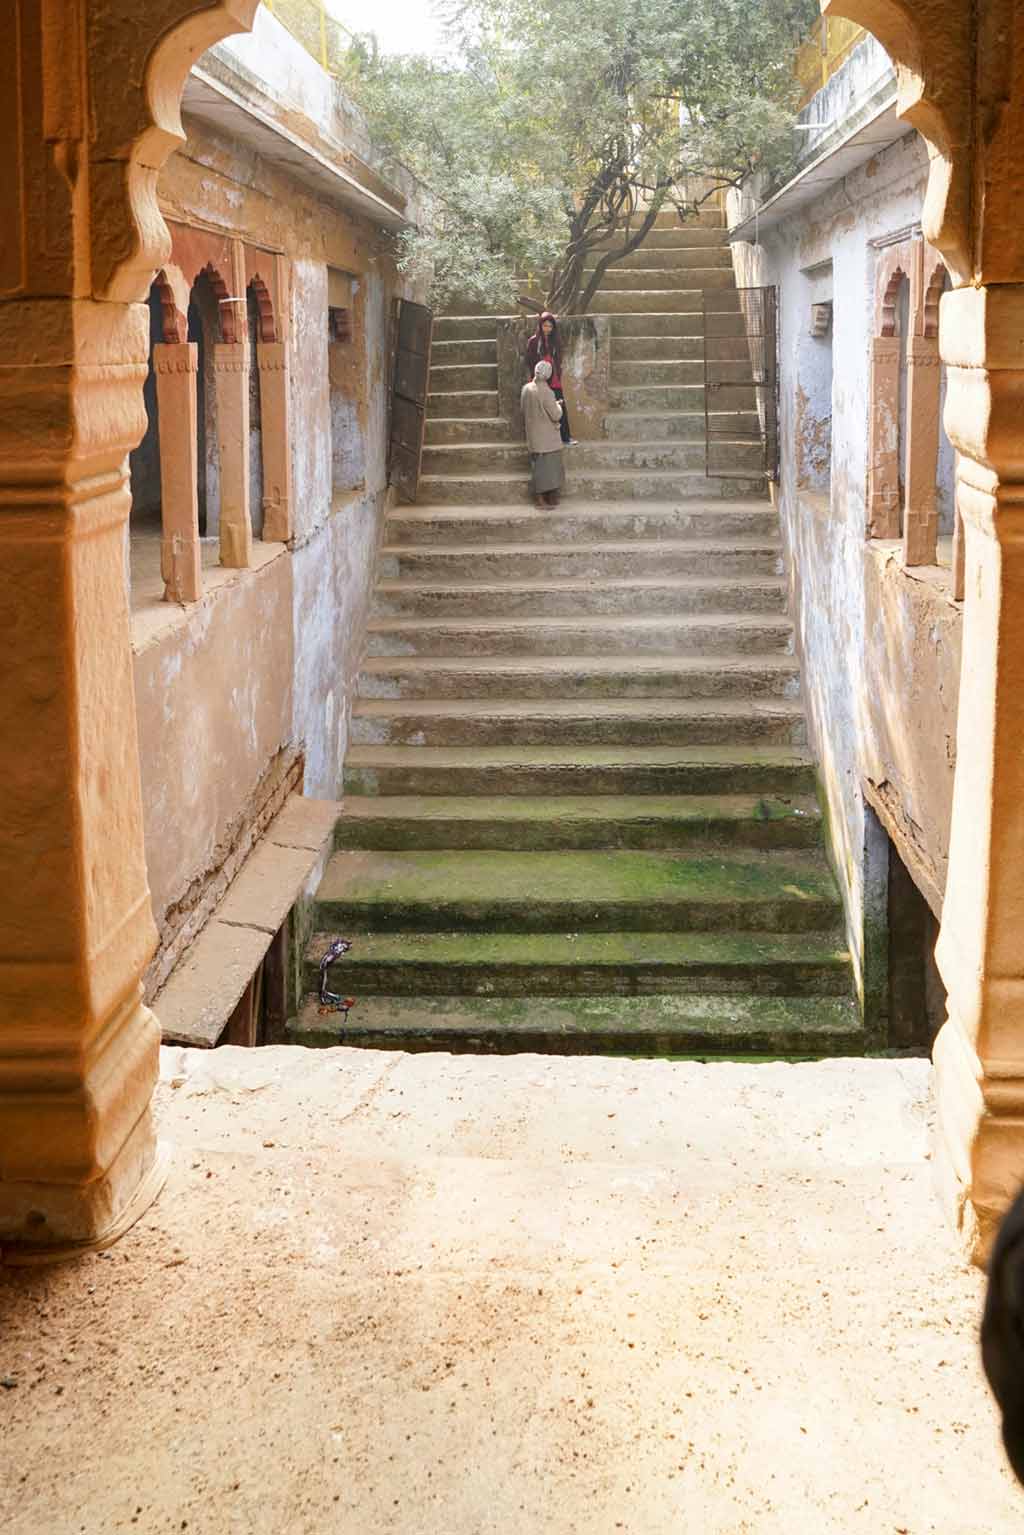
[521,359,564,509]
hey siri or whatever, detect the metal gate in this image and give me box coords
[387,298,434,501]
[703,285,779,482]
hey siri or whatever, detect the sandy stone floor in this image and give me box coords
[1,1047,1020,1534]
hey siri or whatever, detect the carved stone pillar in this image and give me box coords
[867,336,901,537]
[0,0,259,1254]
[154,342,202,602]
[902,334,942,565]
[257,341,293,543]
[213,341,253,568]
[0,299,163,1249]
[933,283,1024,1259]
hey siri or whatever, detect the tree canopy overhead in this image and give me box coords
[344,0,818,313]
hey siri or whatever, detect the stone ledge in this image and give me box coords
[154,792,340,1047]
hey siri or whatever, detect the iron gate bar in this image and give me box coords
[387,297,434,501]
[703,285,779,482]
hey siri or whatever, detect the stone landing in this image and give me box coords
[0,1048,1015,1533]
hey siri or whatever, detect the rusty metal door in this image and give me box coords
[387,298,433,501]
[704,285,779,482]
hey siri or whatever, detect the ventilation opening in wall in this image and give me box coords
[797,262,833,494]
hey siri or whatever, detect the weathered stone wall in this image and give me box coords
[131,76,422,984]
[726,130,962,1002]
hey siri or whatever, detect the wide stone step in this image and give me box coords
[584,246,734,272]
[614,380,758,411]
[310,847,841,933]
[376,538,783,583]
[429,362,498,391]
[363,611,795,658]
[371,573,787,618]
[591,221,726,250]
[344,743,816,796]
[415,468,767,504]
[291,991,863,1056]
[333,791,822,851]
[303,928,849,999]
[429,338,498,366]
[424,416,520,446]
[590,290,709,315]
[349,697,807,749]
[611,359,705,387]
[383,500,779,546]
[613,335,742,362]
[651,207,724,229]
[604,409,758,441]
[432,316,501,342]
[426,439,755,476]
[426,390,500,420]
[596,267,735,291]
[610,312,746,337]
[357,653,798,703]
[608,383,706,412]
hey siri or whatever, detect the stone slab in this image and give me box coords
[216,839,326,935]
[266,794,342,852]
[153,919,270,1048]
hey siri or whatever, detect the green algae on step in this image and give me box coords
[303,928,851,997]
[344,743,817,796]
[335,792,822,851]
[289,993,863,1057]
[349,696,807,749]
[313,847,843,933]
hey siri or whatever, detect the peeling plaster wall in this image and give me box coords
[131,95,419,975]
[727,131,962,1000]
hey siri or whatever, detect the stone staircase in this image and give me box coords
[291,204,860,1056]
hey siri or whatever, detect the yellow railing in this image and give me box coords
[794,16,869,109]
[263,0,352,74]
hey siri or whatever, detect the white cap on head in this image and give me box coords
[534,359,553,381]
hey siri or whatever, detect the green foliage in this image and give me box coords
[344,0,819,312]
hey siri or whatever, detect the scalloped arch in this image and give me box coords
[822,0,973,284]
[95,1,261,303]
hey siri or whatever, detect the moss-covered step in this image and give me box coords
[312,847,843,933]
[349,697,807,750]
[363,613,795,659]
[303,928,851,998]
[382,500,778,545]
[289,992,864,1057]
[376,539,782,583]
[370,574,786,620]
[344,743,816,797]
[334,793,823,852]
[356,654,800,703]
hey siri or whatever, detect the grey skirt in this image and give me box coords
[530,450,564,494]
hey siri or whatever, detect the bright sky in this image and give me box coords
[327,0,450,56]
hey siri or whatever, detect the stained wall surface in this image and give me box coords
[727,127,962,998]
[129,18,424,990]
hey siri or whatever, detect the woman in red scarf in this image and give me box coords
[525,312,573,445]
